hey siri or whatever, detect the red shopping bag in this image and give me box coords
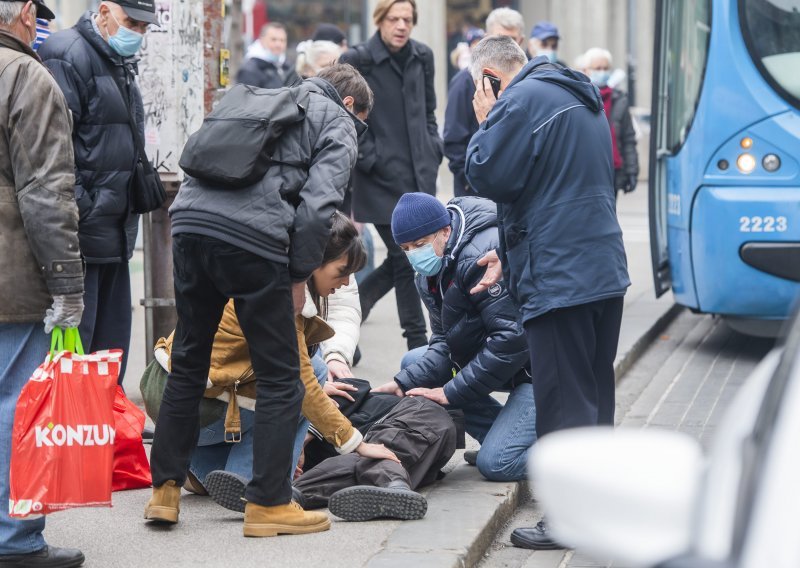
[9,328,120,518]
[112,386,152,491]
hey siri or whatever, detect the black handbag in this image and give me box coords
[88,45,166,214]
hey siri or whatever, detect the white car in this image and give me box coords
[531,313,800,568]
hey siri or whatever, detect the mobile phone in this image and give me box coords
[482,71,501,98]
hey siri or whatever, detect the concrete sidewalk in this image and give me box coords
[43,187,675,567]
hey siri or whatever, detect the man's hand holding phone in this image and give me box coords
[473,70,501,124]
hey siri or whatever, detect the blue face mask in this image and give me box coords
[406,243,443,276]
[537,49,558,64]
[590,70,611,88]
[108,12,144,57]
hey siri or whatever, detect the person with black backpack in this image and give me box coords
[144,64,374,539]
[339,0,444,354]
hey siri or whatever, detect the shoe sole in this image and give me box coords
[328,486,427,522]
[243,517,331,537]
[144,505,178,524]
[205,471,247,513]
[509,532,564,550]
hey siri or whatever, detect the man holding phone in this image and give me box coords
[465,35,630,550]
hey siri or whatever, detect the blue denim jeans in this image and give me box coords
[400,346,536,482]
[0,323,48,555]
[189,350,329,483]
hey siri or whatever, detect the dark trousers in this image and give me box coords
[150,234,303,507]
[524,297,624,438]
[79,262,132,384]
[294,397,456,508]
[358,224,427,350]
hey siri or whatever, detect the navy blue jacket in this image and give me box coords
[394,197,530,408]
[40,12,141,263]
[466,58,630,322]
[443,68,478,197]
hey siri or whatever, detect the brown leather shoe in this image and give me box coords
[243,501,330,537]
[144,480,180,524]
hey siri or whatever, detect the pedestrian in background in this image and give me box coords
[312,22,348,53]
[39,0,157,386]
[295,39,340,79]
[237,22,300,89]
[340,0,443,353]
[0,1,85,565]
[584,46,639,197]
[443,7,526,197]
[466,35,630,550]
[528,20,564,65]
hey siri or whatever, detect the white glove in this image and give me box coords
[43,293,85,334]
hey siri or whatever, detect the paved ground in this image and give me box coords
[42,185,680,567]
[480,311,776,568]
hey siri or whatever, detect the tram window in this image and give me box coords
[741,0,800,108]
[664,0,711,152]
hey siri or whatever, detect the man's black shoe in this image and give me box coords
[0,545,85,567]
[328,482,427,521]
[141,426,154,442]
[463,450,478,466]
[510,520,565,550]
[204,470,247,513]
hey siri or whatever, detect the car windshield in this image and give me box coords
[741,0,800,108]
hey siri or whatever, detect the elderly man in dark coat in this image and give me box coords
[340,0,443,352]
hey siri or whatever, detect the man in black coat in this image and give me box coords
[40,0,156,384]
[339,0,443,351]
[236,22,300,89]
[374,193,537,483]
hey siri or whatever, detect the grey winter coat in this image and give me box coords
[0,31,83,323]
[394,197,530,407]
[339,33,443,225]
[169,77,359,282]
[39,12,142,264]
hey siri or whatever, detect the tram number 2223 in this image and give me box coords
[739,216,788,233]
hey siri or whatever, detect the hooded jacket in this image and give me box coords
[39,12,142,263]
[466,58,630,323]
[394,197,530,407]
[0,30,83,323]
[169,77,359,282]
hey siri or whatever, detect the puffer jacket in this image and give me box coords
[466,58,630,323]
[170,77,359,282]
[158,294,362,453]
[0,31,83,323]
[39,12,142,263]
[394,197,530,407]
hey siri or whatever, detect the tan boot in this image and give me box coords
[243,501,331,537]
[144,480,180,524]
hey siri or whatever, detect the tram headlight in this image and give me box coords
[736,153,757,174]
[762,154,781,172]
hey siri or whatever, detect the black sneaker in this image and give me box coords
[0,545,85,567]
[463,450,478,466]
[510,520,565,550]
[328,483,427,522]
[204,470,247,513]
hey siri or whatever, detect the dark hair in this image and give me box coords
[373,0,418,26]
[317,63,374,115]
[313,23,347,46]
[310,212,367,315]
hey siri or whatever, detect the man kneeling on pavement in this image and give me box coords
[141,213,457,523]
[374,193,537,482]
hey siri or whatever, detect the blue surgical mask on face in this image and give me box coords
[406,243,443,276]
[538,49,557,64]
[590,70,611,88]
[107,12,144,57]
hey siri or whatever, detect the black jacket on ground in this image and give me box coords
[610,88,639,190]
[39,12,141,263]
[236,56,300,89]
[339,33,443,225]
[443,68,478,197]
[394,197,530,407]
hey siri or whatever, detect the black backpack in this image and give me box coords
[178,83,309,188]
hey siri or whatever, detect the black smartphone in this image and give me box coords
[482,71,501,98]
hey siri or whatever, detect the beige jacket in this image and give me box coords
[0,31,82,323]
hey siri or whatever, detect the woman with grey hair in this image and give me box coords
[296,39,341,79]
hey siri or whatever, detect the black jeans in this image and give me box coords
[79,262,132,384]
[524,297,624,438]
[150,234,303,507]
[358,224,427,350]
